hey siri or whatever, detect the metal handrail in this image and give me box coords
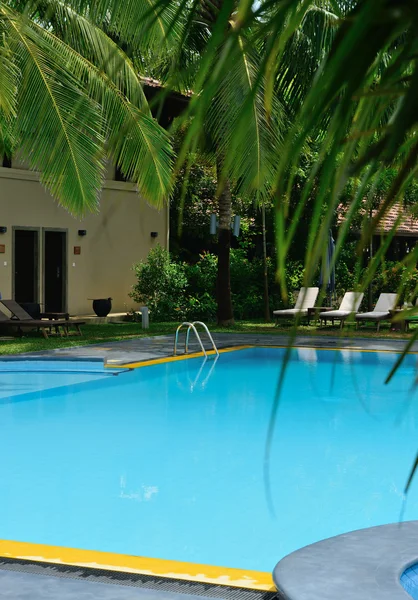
[173,321,219,357]
[185,321,219,356]
[174,322,207,357]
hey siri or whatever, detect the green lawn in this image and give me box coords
[0,319,415,356]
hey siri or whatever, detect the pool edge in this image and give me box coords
[114,345,254,369]
[108,343,418,369]
[0,540,275,591]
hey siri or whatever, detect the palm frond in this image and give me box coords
[23,0,149,110]
[205,32,285,201]
[1,1,174,212]
[53,0,183,52]
[3,2,106,214]
[0,25,18,119]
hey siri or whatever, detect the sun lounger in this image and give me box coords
[355,293,398,332]
[0,300,85,337]
[273,287,319,323]
[0,309,59,338]
[319,292,364,328]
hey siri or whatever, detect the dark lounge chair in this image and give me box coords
[0,300,85,337]
[0,309,57,338]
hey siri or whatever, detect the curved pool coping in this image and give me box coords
[273,521,418,600]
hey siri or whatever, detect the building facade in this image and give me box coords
[0,160,168,316]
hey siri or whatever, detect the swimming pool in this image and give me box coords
[0,348,417,580]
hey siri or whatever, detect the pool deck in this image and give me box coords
[0,559,278,600]
[13,332,418,365]
[273,521,418,600]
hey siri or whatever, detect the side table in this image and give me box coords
[389,309,408,332]
[307,306,334,325]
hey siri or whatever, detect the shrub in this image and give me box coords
[130,246,306,322]
[130,245,188,321]
[373,261,418,305]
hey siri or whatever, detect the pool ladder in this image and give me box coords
[173,322,219,358]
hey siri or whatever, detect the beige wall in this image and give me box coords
[0,167,168,315]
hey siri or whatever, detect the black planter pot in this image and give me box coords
[92,298,112,317]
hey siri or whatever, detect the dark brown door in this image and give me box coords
[14,229,38,303]
[44,231,66,312]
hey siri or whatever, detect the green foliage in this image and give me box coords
[169,155,277,262]
[170,162,218,259]
[130,246,188,321]
[183,252,218,320]
[0,1,173,214]
[283,260,305,300]
[130,246,306,322]
[373,262,418,306]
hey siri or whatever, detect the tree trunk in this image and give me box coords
[261,204,270,322]
[368,207,373,311]
[216,161,234,326]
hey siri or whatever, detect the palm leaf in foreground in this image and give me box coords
[4,3,106,214]
[0,2,174,213]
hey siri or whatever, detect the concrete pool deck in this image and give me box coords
[0,558,278,600]
[13,331,418,365]
[273,521,418,600]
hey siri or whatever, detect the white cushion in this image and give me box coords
[273,308,308,317]
[355,311,390,321]
[319,310,352,319]
[374,293,398,312]
[339,291,364,312]
[294,287,319,310]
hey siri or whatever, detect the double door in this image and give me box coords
[13,228,67,312]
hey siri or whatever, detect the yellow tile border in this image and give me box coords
[106,342,418,369]
[0,540,275,591]
[108,345,253,369]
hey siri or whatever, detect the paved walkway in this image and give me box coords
[20,332,418,365]
[0,560,276,600]
[273,521,418,600]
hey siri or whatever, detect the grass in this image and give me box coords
[0,318,416,356]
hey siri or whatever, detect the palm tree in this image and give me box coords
[169,0,285,325]
[39,0,283,324]
[10,0,415,330]
[137,0,341,323]
[25,0,346,325]
[0,0,173,214]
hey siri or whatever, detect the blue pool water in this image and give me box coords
[402,564,418,599]
[0,348,417,572]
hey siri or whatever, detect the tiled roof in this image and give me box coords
[337,201,418,237]
[139,76,192,97]
[140,76,163,88]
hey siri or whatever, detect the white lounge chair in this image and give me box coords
[355,293,398,332]
[319,291,364,328]
[273,287,319,323]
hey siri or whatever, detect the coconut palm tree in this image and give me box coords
[9,0,416,329]
[30,0,283,324]
[21,0,349,324]
[0,0,173,214]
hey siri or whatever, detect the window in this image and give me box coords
[2,155,11,168]
[114,165,128,182]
